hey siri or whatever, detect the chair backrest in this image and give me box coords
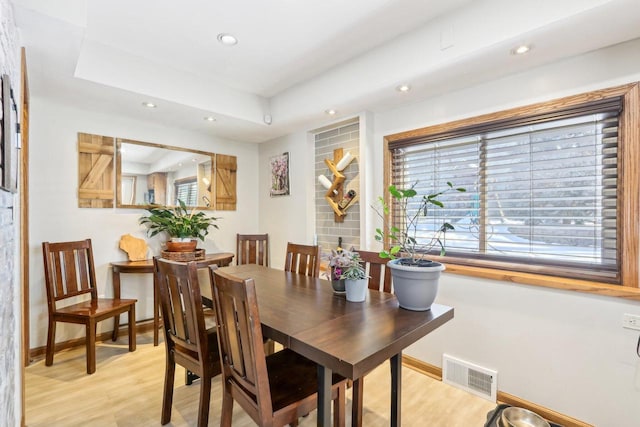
[357,250,392,293]
[154,257,212,365]
[284,242,320,277]
[42,239,98,311]
[209,267,273,416]
[237,233,269,266]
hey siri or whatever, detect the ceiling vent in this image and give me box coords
[442,354,497,402]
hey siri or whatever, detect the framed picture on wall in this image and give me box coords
[270,152,290,197]
[0,74,19,193]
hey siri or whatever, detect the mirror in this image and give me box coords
[116,139,215,209]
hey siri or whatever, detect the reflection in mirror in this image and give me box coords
[116,139,215,209]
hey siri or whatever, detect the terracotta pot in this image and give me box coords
[166,240,197,252]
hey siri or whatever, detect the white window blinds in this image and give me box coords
[389,97,622,283]
[174,178,198,206]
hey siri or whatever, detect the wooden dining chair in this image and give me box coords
[153,257,222,427]
[237,233,276,354]
[237,233,269,266]
[284,242,321,277]
[42,239,137,375]
[209,266,346,427]
[356,250,392,292]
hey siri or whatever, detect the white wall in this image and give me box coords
[28,98,260,348]
[258,38,640,427]
[370,38,640,427]
[258,131,316,268]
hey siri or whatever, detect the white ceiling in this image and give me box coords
[11,0,640,143]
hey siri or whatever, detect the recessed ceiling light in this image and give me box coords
[511,44,532,55]
[396,84,411,92]
[142,101,157,108]
[217,33,238,46]
[325,109,337,116]
[204,116,216,122]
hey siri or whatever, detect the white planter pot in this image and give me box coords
[387,258,445,311]
[171,237,195,242]
[345,278,368,302]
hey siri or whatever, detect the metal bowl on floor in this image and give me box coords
[500,407,551,427]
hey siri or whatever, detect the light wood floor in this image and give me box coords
[25,332,496,426]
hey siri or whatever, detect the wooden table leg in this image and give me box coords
[351,378,364,427]
[112,268,121,341]
[153,273,159,346]
[390,353,402,427]
[317,365,332,427]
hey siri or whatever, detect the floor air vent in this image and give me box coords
[442,354,497,402]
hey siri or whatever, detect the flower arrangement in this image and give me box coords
[326,247,355,281]
[326,248,368,281]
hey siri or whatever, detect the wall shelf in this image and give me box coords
[322,148,357,222]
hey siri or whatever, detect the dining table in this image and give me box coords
[216,264,454,427]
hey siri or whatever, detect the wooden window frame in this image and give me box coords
[384,83,640,302]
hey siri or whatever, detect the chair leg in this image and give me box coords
[45,318,56,366]
[161,356,176,425]
[220,385,234,427]
[112,315,120,342]
[86,320,97,375]
[128,305,136,352]
[334,383,346,427]
[197,374,212,427]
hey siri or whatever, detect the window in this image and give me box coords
[174,177,197,206]
[385,83,640,296]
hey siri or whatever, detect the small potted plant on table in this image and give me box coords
[372,182,465,311]
[327,248,353,294]
[139,200,219,252]
[339,251,369,302]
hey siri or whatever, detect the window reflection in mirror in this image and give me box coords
[115,139,215,209]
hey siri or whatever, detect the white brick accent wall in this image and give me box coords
[0,0,21,424]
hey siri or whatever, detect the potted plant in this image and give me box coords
[326,247,354,293]
[139,200,219,252]
[339,251,369,302]
[372,182,465,310]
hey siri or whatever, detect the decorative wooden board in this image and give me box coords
[215,154,237,210]
[78,133,114,208]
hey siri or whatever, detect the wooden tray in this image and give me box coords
[161,248,205,261]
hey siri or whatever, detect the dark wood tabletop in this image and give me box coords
[217,264,454,427]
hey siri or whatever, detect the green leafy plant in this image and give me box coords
[139,200,219,241]
[339,251,369,280]
[372,182,466,263]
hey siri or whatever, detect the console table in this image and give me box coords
[111,252,234,345]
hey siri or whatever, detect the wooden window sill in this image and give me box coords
[443,263,640,302]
